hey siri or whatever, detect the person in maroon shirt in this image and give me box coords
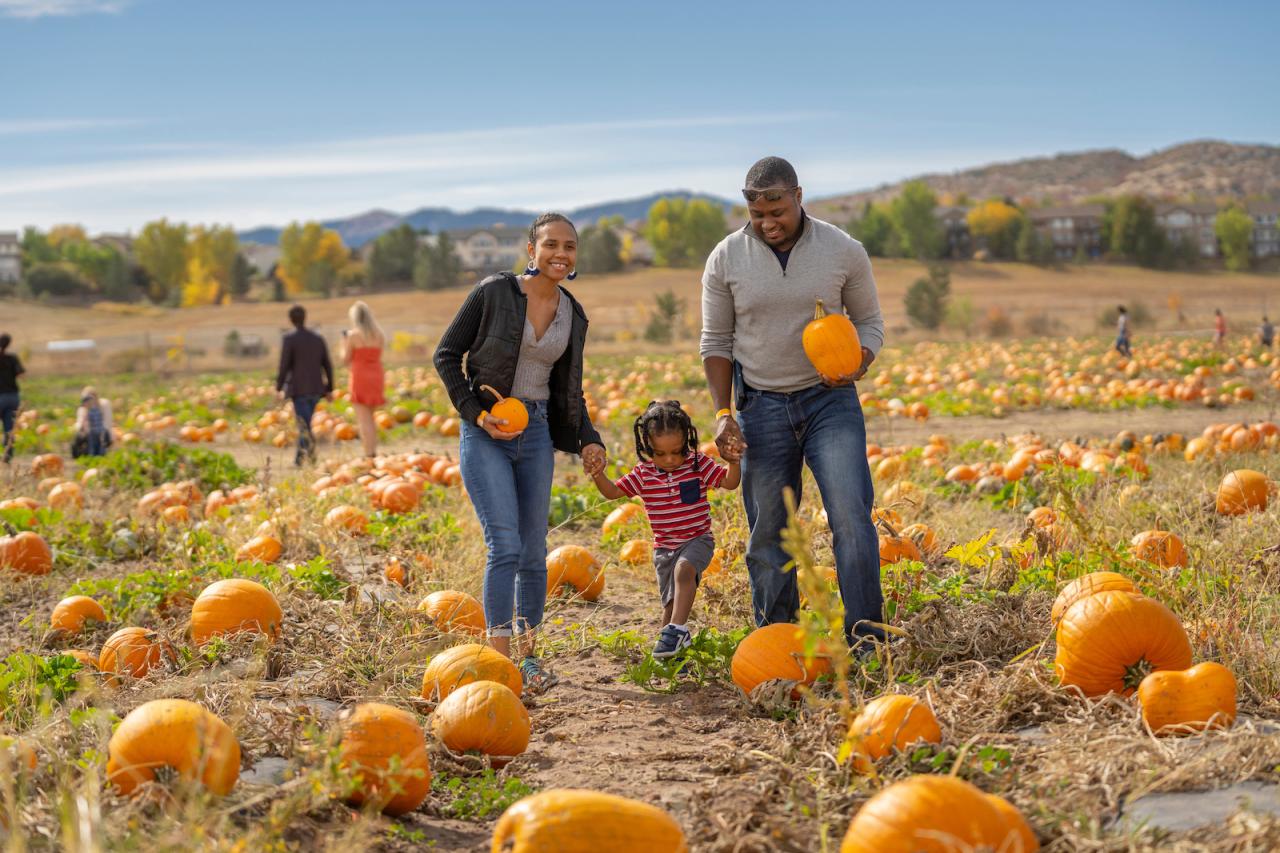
[589,401,740,658]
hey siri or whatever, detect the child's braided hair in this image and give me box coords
[632,400,698,464]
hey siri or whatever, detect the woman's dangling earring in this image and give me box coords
[566,269,577,281]
[524,263,540,277]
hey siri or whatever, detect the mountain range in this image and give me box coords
[237,140,1279,247]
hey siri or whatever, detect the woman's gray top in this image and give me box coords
[510,292,571,402]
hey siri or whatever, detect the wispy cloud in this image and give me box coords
[0,117,143,136]
[0,0,127,18]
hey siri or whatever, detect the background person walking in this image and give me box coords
[340,300,386,459]
[1214,308,1227,349]
[1114,305,1132,357]
[0,333,23,464]
[73,387,113,457]
[276,304,334,466]
[1259,315,1274,351]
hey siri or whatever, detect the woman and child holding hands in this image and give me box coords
[433,156,885,692]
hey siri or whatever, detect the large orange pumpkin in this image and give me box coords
[1050,571,1137,623]
[190,579,283,645]
[1137,661,1237,735]
[99,627,174,681]
[730,623,830,698]
[1215,469,1269,515]
[840,774,1037,852]
[492,789,689,853]
[107,699,240,796]
[431,680,530,765]
[802,298,862,380]
[421,643,522,701]
[847,694,942,764]
[337,702,431,815]
[417,590,486,637]
[50,595,106,635]
[1130,531,1187,569]
[0,531,53,575]
[1054,590,1192,697]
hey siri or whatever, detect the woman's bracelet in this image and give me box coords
[476,410,489,427]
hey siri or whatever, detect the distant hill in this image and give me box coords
[237,191,734,247]
[808,139,1280,222]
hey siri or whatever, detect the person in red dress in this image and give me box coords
[340,300,386,458]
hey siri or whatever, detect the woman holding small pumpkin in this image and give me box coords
[434,212,605,692]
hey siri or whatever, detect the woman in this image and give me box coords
[0,333,23,464]
[340,300,386,458]
[433,213,606,692]
[74,387,113,457]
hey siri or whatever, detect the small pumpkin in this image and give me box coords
[899,523,939,556]
[47,481,84,511]
[840,774,1037,853]
[878,534,922,567]
[480,384,529,433]
[1215,469,1269,515]
[492,788,689,853]
[1050,571,1137,623]
[421,643,522,701]
[190,578,283,645]
[379,481,421,514]
[546,545,603,598]
[730,622,831,698]
[1054,590,1192,697]
[847,694,942,764]
[99,626,173,681]
[417,590,486,637]
[601,502,645,536]
[50,595,106,635]
[618,539,651,565]
[0,531,53,575]
[235,534,283,564]
[324,504,369,535]
[431,680,530,765]
[802,298,862,380]
[1137,661,1237,735]
[384,557,407,586]
[107,699,240,796]
[337,702,431,815]
[1130,530,1187,569]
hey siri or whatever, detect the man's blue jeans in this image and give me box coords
[738,380,883,644]
[291,395,320,462]
[458,400,554,637]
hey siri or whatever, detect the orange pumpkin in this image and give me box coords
[802,298,862,380]
[546,545,602,598]
[431,680,530,766]
[337,702,431,816]
[379,481,421,514]
[480,384,529,433]
[417,590,486,637]
[878,534,922,567]
[492,789,689,853]
[47,481,84,511]
[1137,661,1237,735]
[50,595,106,635]
[384,557,407,586]
[847,694,942,765]
[1130,531,1187,569]
[421,643,522,701]
[899,523,939,556]
[1054,590,1193,697]
[618,539,651,565]
[0,531,53,575]
[1215,469,1269,515]
[840,774,1037,852]
[324,504,368,535]
[601,502,645,536]
[1050,571,1137,623]
[99,627,173,681]
[107,699,240,797]
[235,534,283,564]
[730,622,830,698]
[64,649,98,669]
[190,578,284,645]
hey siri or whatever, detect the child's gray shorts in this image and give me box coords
[653,533,715,607]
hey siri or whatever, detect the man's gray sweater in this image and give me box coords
[700,215,885,393]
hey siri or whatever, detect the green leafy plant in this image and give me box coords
[431,769,535,820]
[0,652,87,731]
[612,627,749,694]
[287,555,347,600]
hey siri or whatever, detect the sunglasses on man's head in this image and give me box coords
[742,186,796,203]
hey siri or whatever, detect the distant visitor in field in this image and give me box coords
[589,400,741,658]
[701,156,886,652]
[1259,315,1274,350]
[275,304,334,466]
[434,212,606,693]
[73,386,113,457]
[1214,307,1227,348]
[1114,305,1132,358]
[0,333,23,464]
[340,300,386,459]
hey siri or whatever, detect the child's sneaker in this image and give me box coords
[652,624,692,660]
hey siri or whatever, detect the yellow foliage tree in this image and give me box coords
[48,224,88,249]
[966,200,1024,259]
[181,255,220,307]
[278,222,348,295]
[185,225,239,305]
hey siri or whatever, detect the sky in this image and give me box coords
[2,0,1277,233]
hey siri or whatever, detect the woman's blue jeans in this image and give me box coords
[458,400,554,638]
[737,381,884,644]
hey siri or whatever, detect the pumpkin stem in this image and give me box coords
[479,384,505,404]
[813,299,828,321]
[1124,657,1154,692]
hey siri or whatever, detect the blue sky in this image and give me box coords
[2,0,1277,232]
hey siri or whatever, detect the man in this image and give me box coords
[1259,315,1274,350]
[276,304,334,465]
[1115,305,1132,358]
[701,156,885,649]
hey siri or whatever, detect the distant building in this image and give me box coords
[1026,205,1105,260]
[934,206,972,258]
[92,233,134,256]
[1247,201,1280,258]
[0,232,20,284]
[433,226,527,273]
[1155,202,1218,258]
[241,242,282,276]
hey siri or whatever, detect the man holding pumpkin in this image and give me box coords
[700,156,886,650]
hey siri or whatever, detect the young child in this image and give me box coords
[589,400,740,658]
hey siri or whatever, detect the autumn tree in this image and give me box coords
[278,222,348,296]
[645,197,727,267]
[889,181,944,260]
[1103,196,1167,268]
[367,223,418,287]
[182,225,239,306]
[1214,206,1253,272]
[966,200,1024,260]
[134,219,189,302]
[576,216,624,274]
[47,224,88,250]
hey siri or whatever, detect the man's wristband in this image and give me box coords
[476,410,489,427]
[715,408,732,420]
